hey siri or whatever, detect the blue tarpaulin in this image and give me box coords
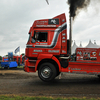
[1,61,18,68]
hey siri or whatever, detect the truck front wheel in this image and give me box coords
[38,62,57,82]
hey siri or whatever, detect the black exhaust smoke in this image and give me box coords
[67,0,90,19]
[67,0,90,56]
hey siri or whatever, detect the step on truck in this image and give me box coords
[24,13,100,82]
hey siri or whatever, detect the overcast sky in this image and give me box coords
[0,0,100,56]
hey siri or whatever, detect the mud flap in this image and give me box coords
[60,59,69,68]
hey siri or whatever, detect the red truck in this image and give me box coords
[24,13,100,82]
[13,55,22,66]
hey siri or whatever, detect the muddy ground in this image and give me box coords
[0,68,100,98]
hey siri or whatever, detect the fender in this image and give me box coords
[35,54,61,72]
[35,54,53,71]
[52,56,62,72]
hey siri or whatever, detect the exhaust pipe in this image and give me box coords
[69,16,73,56]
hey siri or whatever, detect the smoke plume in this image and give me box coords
[67,0,90,19]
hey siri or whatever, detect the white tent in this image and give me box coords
[79,42,83,48]
[72,41,78,54]
[85,40,100,48]
[71,40,100,55]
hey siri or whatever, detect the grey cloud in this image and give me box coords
[0,0,68,56]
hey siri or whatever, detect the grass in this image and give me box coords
[0,95,99,100]
[17,66,24,68]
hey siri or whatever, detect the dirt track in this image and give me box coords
[0,68,100,98]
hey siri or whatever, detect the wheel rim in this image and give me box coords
[41,66,51,78]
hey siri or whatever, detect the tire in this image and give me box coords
[8,66,9,69]
[56,71,61,77]
[98,75,100,78]
[2,66,4,69]
[38,62,57,82]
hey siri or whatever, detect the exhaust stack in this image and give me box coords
[69,17,73,56]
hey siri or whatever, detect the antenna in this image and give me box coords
[46,0,49,5]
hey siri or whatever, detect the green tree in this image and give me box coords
[0,56,2,60]
[21,53,25,56]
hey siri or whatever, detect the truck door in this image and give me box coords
[31,30,48,55]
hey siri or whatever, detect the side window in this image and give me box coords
[32,31,48,43]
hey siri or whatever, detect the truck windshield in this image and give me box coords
[27,33,31,43]
[32,31,48,43]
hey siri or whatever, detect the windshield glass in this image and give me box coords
[27,33,31,43]
[32,31,48,43]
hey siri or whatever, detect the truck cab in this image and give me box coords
[24,13,69,81]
